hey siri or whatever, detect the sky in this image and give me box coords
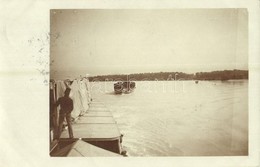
[50,9,248,78]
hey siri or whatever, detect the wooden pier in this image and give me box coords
[50,100,124,157]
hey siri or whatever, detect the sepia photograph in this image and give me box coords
[49,9,248,157]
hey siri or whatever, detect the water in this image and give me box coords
[90,80,248,156]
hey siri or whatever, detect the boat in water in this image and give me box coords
[114,81,136,94]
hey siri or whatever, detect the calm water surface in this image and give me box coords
[90,80,248,156]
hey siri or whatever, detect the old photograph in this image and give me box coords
[49,9,248,157]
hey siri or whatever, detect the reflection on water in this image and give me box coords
[91,80,248,156]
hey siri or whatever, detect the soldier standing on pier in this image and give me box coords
[56,88,74,139]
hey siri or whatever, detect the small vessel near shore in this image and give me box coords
[114,81,136,94]
[195,80,199,84]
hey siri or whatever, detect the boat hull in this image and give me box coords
[114,81,136,94]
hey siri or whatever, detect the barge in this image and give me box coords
[50,100,126,156]
[50,79,126,157]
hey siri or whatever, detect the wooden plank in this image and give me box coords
[89,103,105,106]
[88,108,110,112]
[89,104,105,107]
[77,117,116,124]
[60,124,121,139]
[83,111,112,117]
[89,101,103,105]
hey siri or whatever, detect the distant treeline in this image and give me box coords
[88,69,248,82]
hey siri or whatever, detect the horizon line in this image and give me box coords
[89,69,248,77]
